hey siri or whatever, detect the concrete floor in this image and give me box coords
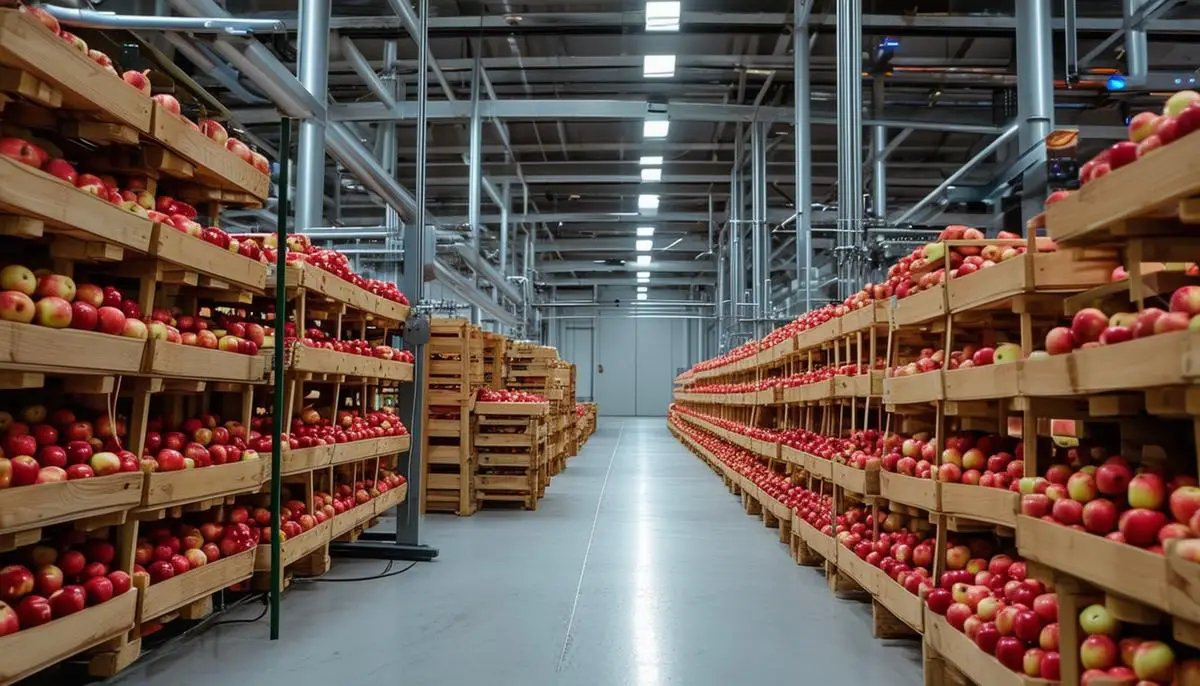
[111,417,922,686]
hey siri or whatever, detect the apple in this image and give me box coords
[48,585,87,617]
[1128,472,1165,509]
[1080,634,1119,670]
[1129,111,1161,142]
[69,301,99,331]
[89,451,122,476]
[96,306,126,335]
[1068,471,1098,502]
[121,318,149,339]
[1040,623,1059,651]
[1079,603,1118,635]
[1051,498,1084,525]
[1171,486,1200,524]
[1013,609,1042,643]
[199,119,229,144]
[1132,640,1175,682]
[1119,508,1168,547]
[122,69,151,95]
[946,602,972,630]
[995,636,1025,672]
[994,342,1022,364]
[14,595,51,629]
[0,564,34,602]
[0,265,36,295]
[0,137,45,168]
[1082,498,1119,534]
[36,466,67,483]
[83,575,114,605]
[153,93,181,115]
[1072,308,1109,344]
[0,289,36,324]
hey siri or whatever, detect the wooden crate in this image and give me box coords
[139,548,255,622]
[0,472,143,540]
[137,458,268,511]
[0,590,137,685]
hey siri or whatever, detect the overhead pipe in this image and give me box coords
[431,262,519,326]
[1017,0,1056,225]
[385,0,458,101]
[836,0,863,300]
[338,36,397,108]
[41,6,286,33]
[893,124,1020,224]
[871,80,888,219]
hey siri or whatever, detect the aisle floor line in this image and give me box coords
[556,420,625,671]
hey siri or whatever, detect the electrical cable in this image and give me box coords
[208,594,270,627]
[295,560,420,583]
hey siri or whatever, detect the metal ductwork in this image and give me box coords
[41,6,286,33]
[1124,0,1149,85]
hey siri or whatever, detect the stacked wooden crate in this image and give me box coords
[505,344,572,475]
[482,332,507,390]
[473,401,550,510]
[421,318,481,515]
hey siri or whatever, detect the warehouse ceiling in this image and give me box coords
[149,0,1200,303]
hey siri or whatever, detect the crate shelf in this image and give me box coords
[140,548,256,622]
[0,590,137,685]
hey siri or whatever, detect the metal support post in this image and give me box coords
[871,79,888,219]
[381,40,402,284]
[795,2,813,313]
[716,228,727,351]
[338,0,437,562]
[468,52,483,255]
[836,0,863,299]
[500,181,510,281]
[729,125,744,336]
[1017,0,1055,227]
[751,121,768,338]
[296,0,330,232]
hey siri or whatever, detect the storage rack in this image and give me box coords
[0,11,417,680]
[669,157,1200,686]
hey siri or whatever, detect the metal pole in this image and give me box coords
[468,51,483,258]
[716,229,726,352]
[382,40,401,283]
[751,121,767,338]
[1064,0,1078,83]
[269,118,291,641]
[296,0,330,232]
[836,0,863,300]
[729,126,743,334]
[500,181,510,280]
[795,3,813,313]
[1017,0,1055,227]
[1124,0,1149,84]
[871,79,887,219]
[399,0,431,547]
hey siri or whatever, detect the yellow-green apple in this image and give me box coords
[34,296,72,328]
[1165,90,1200,117]
[88,451,121,476]
[1132,640,1175,682]
[1129,472,1165,509]
[121,318,148,339]
[0,265,36,295]
[1079,603,1118,635]
[1129,111,1161,142]
[994,342,1022,364]
[1068,471,1097,502]
[147,321,170,341]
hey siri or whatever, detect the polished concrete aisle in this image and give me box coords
[114,418,922,686]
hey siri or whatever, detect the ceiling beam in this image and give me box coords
[537,259,717,273]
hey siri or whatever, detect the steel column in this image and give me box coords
[836,0,863,299]
[872,79,888,219]
[468,55,483,253]
[1017,0,1055,226]
[296,0,331,232]
[751,121,768,337]
[795,2,813,313]
[500,181,510,279]
[381,40,401,284]
[728,127,744,342]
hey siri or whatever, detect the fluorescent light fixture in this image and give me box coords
[637,277,650,283]
[641,168,662,182]
[639,155,663,166]
[643,54,676,78]
[636,227,655,237]
[637,194,660,210]
[636,254,652,266]
[636,271,651,278]
[643,120,670,138]
[645,1,680,31]
[637,286,648,293]
[636,239,653,251]
[637,293,649,300]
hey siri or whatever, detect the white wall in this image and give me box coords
[549,287,703,417]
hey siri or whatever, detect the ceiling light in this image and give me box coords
[645,1,680,31]
[636,271,651,278]
[637,286,648,293]
[637,255,652,265]
[636,227,655,237]
[643,54,676,78]
[643,120,669,138]
[637,292,649,300]
[639,156,663,166]
[637,276,650,283]
[636,239,653,251]
[637,194,660,210]
[641,168,662,182]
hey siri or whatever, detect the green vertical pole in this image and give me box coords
[270,118,292,640]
